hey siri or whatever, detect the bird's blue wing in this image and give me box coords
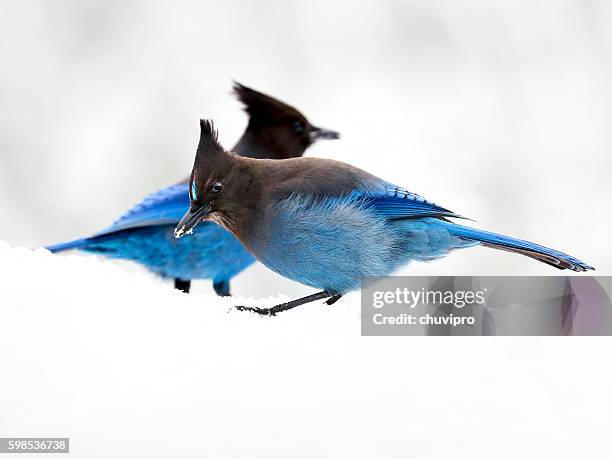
[356,185,469,220]
[95,183,190,236]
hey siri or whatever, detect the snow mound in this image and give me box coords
[0,242,610,458]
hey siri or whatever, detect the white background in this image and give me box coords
[0,1,611,457]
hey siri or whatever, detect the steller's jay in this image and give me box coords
[175,120,594,315]
[46,83,339,296]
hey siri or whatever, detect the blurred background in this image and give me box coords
[1,0,610,299]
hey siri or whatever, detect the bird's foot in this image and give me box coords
[174,278,191,294]
[213,279,231,297]
[235,305,279,316]
[234,291,334,316]
[325,294,342,305]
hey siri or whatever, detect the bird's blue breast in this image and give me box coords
[81,222,255,282]
[251,193,474,293]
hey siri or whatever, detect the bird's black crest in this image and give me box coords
[198,119,223,154]
[232,81,300,118]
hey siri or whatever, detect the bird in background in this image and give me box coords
[46,83,339,296]
[175,120,594,315]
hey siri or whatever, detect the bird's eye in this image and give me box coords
[210,182,223,193]
[191,181,198,201]
[292,121,305,133]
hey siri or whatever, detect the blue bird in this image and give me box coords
[175,120,594,315]
[46,83,339,295]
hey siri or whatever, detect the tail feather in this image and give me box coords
[45,237,90,253]
[436,221,594,272]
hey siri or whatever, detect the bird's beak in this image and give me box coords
[174,204,211,239]
[310,126,340,141]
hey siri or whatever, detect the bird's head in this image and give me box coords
[175,119,257,239]
[233,82,339,159]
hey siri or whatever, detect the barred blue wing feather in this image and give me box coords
[95,184,190,237]
[354,186,470,221]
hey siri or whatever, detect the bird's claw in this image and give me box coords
[234,305,277,316]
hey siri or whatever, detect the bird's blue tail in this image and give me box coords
[433,220,594,272]
[45,237,90,253]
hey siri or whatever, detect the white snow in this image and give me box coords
[0,241,610,458]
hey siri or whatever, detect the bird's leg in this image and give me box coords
[325,294,342,305]
[213,279,231,297]
[235,291,334,316]
[174,278,191,293]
